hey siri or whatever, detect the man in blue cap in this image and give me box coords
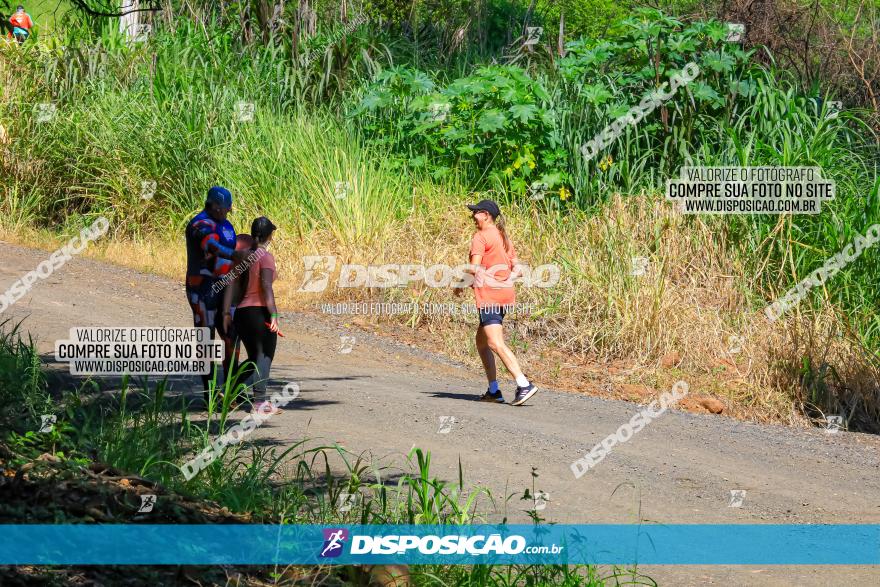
[185,186,248,395]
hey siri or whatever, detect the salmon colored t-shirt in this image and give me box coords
[10,13,33,30]
[237,249,276,309]
[469,225,517,309]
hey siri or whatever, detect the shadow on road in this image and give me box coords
[427,389,483,401]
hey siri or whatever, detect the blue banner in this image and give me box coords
[1,524,877,565]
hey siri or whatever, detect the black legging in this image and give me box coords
[232,306,277,390]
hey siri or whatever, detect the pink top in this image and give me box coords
[237,249,276,309]
[469,225,516,308]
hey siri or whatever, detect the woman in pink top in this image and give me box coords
[462,199,539,407]
[224,216,282,414]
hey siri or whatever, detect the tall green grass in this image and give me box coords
[0,325,643,585]
[1,11,877,429]
[1,22,413,243]
[0,319,50,433]
[558,61,880,345]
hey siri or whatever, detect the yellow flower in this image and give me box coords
[513,160,522,170]
[504,166,513,175]
[528,161,535,169]
[559,186,571,201]
[598,154,614,171]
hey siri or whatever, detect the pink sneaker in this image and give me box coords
[254,401,283,416]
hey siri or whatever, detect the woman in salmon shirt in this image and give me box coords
[9,5,33,44]
[462,199,539,406]
[224,216,282,414]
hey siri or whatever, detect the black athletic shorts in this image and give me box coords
[478,305,506,327]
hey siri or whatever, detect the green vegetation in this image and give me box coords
[0,324,647,585]
[1,3,879,584]
[356,63,569,195]
[0,4,877,423]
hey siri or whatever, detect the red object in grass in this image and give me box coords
[265,321,284,337]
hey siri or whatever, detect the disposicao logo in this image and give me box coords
[349,534,529,555]
[318,529,561,558]
[319,528,348,558]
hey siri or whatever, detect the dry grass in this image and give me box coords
[1,191,875,431]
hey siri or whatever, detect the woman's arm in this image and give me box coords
[509,252,523,280]
[260,267,279,330]
[467,232,486,277]
[455,253,482,296]
[221,270,239,332]
[259,268,277,314]
[222,273,236,315]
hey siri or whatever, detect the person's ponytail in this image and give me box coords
[495,214,512,254]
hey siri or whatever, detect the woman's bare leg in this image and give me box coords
[476,325,497,382]
[482,324,524,380]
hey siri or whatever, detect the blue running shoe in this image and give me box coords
[479,389,505,403]
[511,383,539,406]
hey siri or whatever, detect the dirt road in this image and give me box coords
[1,241,878,586]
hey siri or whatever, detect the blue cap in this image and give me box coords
[207,186,232,209]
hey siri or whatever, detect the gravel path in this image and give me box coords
[1,241,878,586]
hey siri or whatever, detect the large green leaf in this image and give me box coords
[703,50,736,74]
[405,70,435,94]
[358,91,388,112]
[441,126,468,141]
[730,78,757,98]
[580,83,612,105]
[532,83,551,102]
[691,82,723,106]
[704,21,728,43]
[509,104,538,124]
[457,144,485,155]
[478,109,507,132]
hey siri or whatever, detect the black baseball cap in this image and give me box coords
[251,216,277,240]
[467,199,501,219]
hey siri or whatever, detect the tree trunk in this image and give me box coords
[119,0,140,39]
[522,0,536,37]
[557,10,565,57]
[255,0,271,44]
[292,0,300,58]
